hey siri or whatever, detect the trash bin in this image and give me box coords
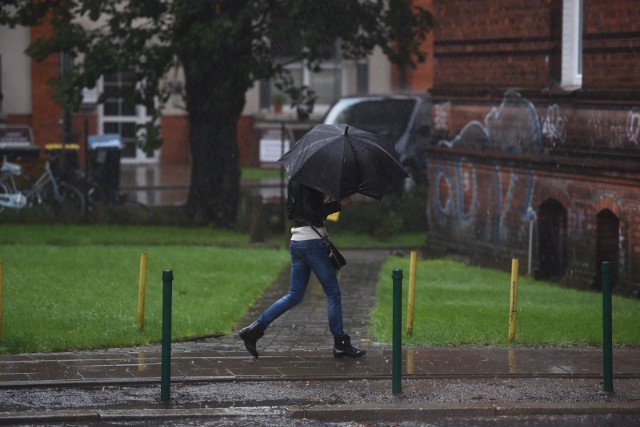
[45,143,80,181]
[87,134,123,202]
[0,125,40,162]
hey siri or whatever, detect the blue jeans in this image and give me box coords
[258,239,346,338]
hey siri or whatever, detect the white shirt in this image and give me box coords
[290,226,327,241]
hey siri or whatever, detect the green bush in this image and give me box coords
[330,184,428,237]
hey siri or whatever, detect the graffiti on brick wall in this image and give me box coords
[541,104,567,146]
[587,110,640,149]
[434,101,451,133]
[437,90,640,152]
[626,111,640,146]
[434,91,541,243]
[433,160,535,244]
[433,158,478,221]
[432,91,640,246]
[438,91,542,155]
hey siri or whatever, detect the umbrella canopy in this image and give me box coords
[278,123,408,201]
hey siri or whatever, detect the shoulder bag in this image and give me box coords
[311,226,346,270]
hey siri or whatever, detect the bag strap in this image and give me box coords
[310,226,329,241]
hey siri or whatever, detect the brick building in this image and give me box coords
[0,10,397,169]
[3,1,638,295]
[425,0,640,296]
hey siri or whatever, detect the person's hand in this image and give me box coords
[340,197,351,207]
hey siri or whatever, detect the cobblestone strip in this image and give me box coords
[210,249,388,354]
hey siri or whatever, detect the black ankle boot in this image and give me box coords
[239,321,265,358]
[333,334,365,358]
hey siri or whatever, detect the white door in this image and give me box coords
[99,70,159,164]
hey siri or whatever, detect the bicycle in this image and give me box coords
[0,156,86,219]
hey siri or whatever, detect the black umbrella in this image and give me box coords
[277,123,408,201]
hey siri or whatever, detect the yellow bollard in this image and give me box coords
[137,252,148,331]
[406,250,417,336]
[508,258,519,342]
[0,261,3,338]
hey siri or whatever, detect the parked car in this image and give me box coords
[322,93,432,184]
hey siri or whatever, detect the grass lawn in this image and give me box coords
[0,224,426,249]
[2,225,636,353]
[371,257,640,347]
[0,223,420,353]
[0,227,290,353]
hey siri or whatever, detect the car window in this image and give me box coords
[325,99,417,143]
[412,101,432,138]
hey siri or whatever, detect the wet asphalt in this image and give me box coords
[0,249,639,425]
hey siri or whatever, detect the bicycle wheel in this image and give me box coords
[59,182,86,219]
[40,182,86,220]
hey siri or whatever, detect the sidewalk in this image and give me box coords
[2,249,638,388]
[1,345,639,388]
[1,249,639,424]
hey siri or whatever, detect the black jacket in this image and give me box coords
[287,181,341,228]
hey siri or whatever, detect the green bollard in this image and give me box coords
[161,270,173,403]
[602,262,613,393]
[392,269,403,395]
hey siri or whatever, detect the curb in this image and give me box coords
[0,407,286,424]
[1,402,639,424]
[291,402,640,422]
[5,372,638,390]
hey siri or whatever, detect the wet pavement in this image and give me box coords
[0,249,639,424]
[2,249,638,388]
[1,167,639,424]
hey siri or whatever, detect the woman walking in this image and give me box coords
[239,180,365,359]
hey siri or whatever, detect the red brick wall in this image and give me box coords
[427,0,640,295]
[160,115,190,164]
[432,0,561,89]
[425,149,640,295]
[237,115,259,168]
[30,24,62,150]
[5,115,32,126]
[391,0,435,92]
[582,0,640,89]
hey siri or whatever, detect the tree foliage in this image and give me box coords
[1,0,433,225]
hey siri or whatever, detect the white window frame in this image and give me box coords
[276,58,345,116]
[97,73,159,164]
[561,0,583,90]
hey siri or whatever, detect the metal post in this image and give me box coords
[161,270,173,403]
[602,262,613,393]
[392,269,403,395]
[0,261,3,339]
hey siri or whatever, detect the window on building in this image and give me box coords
[266,38,364,113]
[561,0,583,90]
[100,70,158,163]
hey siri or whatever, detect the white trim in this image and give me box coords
[561,0,583,90]
[97,73,160,164]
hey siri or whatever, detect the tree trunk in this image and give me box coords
[182,54,246,226]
